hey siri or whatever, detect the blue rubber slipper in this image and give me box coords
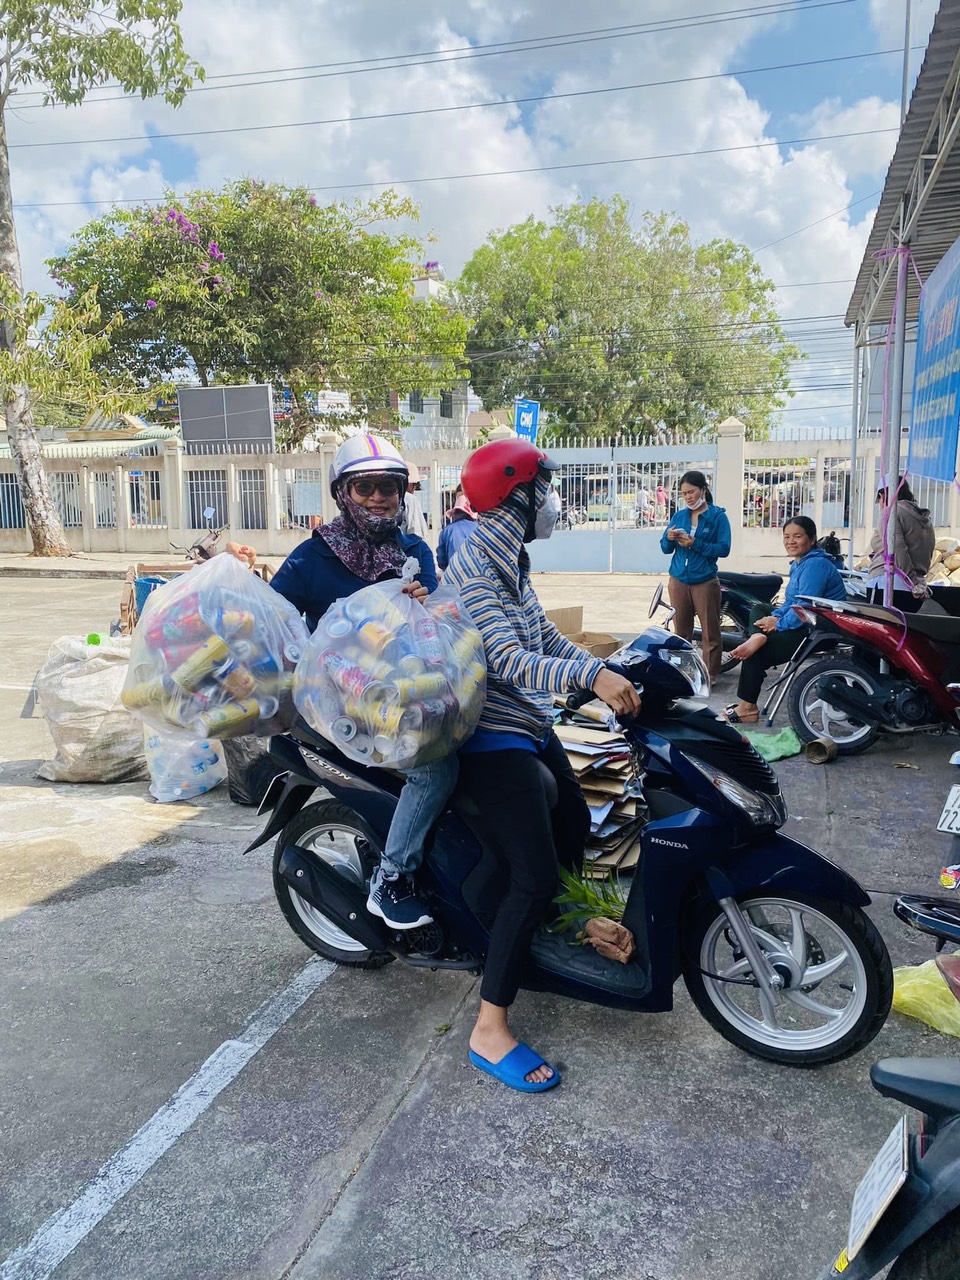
[468,1042,561,1093]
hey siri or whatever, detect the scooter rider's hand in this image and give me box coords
[592,668,641,717]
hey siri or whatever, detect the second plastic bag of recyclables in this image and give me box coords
[294,565,486,770]
[121,553,309,739]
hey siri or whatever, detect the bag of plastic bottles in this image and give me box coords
[143,728,228,803]
[36,635,149,783]
[121,553,309,740]
[293,562,486,770]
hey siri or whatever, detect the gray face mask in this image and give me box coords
[534,488,561,540]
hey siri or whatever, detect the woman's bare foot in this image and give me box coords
[730,633,767,661]
[469,1000,553,1085]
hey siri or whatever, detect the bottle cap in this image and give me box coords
[86,633,101,646]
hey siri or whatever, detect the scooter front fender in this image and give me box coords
[704,831,871,909]
[815,1115,960,1279]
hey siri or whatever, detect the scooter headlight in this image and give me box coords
[688,757,783,826]
[661,647,710,698]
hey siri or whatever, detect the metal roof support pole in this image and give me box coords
[849,339,860,570]
[884,246,910,605]
[901,0,914,124]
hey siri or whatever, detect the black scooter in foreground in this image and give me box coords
[248,588,892,1067]
[818,895,960,1279]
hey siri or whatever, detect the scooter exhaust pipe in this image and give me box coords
[277,841,390,953]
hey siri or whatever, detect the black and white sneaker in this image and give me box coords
[366,869,433,930]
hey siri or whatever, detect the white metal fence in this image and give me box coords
[0,429,956,570]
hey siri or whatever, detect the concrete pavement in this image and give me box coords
[0,576,955,1280]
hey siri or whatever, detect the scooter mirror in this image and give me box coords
[203,506,216,523]
[648,583,664,618]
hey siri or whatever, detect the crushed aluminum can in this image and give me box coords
[939,864,960,890]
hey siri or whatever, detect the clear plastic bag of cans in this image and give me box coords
[121,553,309,740]
[293,569,486,770]
[143,727,228,803]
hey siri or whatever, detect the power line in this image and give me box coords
[11,127,898,210]
[754,190,882,251]
[7,47,903,152]
[6,0,855,109]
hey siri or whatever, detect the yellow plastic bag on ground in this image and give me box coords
[892,955,960,1038]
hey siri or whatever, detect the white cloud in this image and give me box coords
[2,0,938,428]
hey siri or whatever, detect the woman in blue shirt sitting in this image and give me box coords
[659,471,731,682]
[727,515,846,723]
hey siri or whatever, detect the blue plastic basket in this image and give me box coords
[134,575,168,615]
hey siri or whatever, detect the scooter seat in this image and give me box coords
[870,1058,960,1122]
[718,571,783,600]
[903,612,960,645]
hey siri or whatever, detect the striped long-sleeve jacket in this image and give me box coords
[443,492,605,744]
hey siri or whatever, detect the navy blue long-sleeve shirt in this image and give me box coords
[269,529,438,631]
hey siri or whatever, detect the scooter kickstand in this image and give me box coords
[717,896,785,1025]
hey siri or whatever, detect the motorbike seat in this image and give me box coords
[870,1058,960,1122]
[903,612,960,645]
[718,571,783,600]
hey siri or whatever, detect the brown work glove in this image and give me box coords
[581,917,635,964]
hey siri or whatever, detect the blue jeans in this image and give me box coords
[380,755,459,880]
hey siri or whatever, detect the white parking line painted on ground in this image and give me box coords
[0,957,336,1280]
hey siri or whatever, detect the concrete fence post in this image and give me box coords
[163,439,184,542]
[813,448,825,531]
[715,416,746,563]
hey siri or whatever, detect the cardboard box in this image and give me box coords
[545,606,583,636]
[568,630,621,659]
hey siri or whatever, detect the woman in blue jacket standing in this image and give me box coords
[727,515,846,723]
[659,471,731,681]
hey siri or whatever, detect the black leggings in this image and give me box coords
[456,732,588,1008]
[736,605,806,705]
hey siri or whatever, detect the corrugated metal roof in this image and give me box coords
[846,0,960,329]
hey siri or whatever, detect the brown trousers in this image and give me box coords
[668,576,723,681]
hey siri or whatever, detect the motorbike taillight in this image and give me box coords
[793,607,816,625]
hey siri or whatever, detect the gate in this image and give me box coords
[527,444,718,573]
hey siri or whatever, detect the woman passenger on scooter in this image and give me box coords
[726,515,845,724]
[444,439,641,1093]
[235,435,453,933]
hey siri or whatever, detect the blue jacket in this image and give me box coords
[270,529,438,632]
[659,504,731,584]
[437,517,476,571]
[773,547,846,631]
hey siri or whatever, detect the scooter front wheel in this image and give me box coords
[683,892,892,1066]
[273,801,394,969]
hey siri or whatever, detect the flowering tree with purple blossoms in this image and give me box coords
[52,180,467,446]
[0,1,201,555]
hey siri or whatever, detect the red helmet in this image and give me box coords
[461,439,557,513]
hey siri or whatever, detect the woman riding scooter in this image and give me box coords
[445,440,640,1093]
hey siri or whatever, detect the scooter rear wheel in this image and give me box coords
[886,1206,960,1279]
[683,892,892,1065]
[273,801,394,969]
[787,656,880,754]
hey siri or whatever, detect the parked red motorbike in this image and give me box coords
[763,596,960,755]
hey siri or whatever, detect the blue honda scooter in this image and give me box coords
[247,588,892,1067]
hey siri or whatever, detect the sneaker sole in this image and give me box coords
[365,895,433,930]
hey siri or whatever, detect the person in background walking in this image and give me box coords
[655,482,668,521]
[403,464,430,540]
[436,492,477,572]
[659,470,731,682]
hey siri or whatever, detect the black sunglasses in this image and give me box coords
[349,477,404,498]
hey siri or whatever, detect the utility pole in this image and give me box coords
[901,0,913,123]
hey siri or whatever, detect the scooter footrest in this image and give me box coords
[529,925,652,997]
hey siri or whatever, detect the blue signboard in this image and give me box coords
[909,233,960,482]
[515,397,540,443]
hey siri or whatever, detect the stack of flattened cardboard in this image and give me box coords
[554,719,644,878]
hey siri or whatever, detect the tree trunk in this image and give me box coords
[0,109,71,555]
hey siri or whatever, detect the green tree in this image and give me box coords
[456,197,798,441]
[1,1,200,554]
[51,181,468,447]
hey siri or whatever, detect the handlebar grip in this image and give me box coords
[566,688,596,711]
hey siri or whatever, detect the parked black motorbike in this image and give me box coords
[248,590,892,1067]
[818,894,960,1278]
[693,570,783,674]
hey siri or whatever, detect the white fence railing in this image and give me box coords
[0,428,955,571]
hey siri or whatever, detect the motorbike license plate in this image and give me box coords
[937,784,960,834]
[842,1116,908,1264]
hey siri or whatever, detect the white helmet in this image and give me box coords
[329,434,408,497]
